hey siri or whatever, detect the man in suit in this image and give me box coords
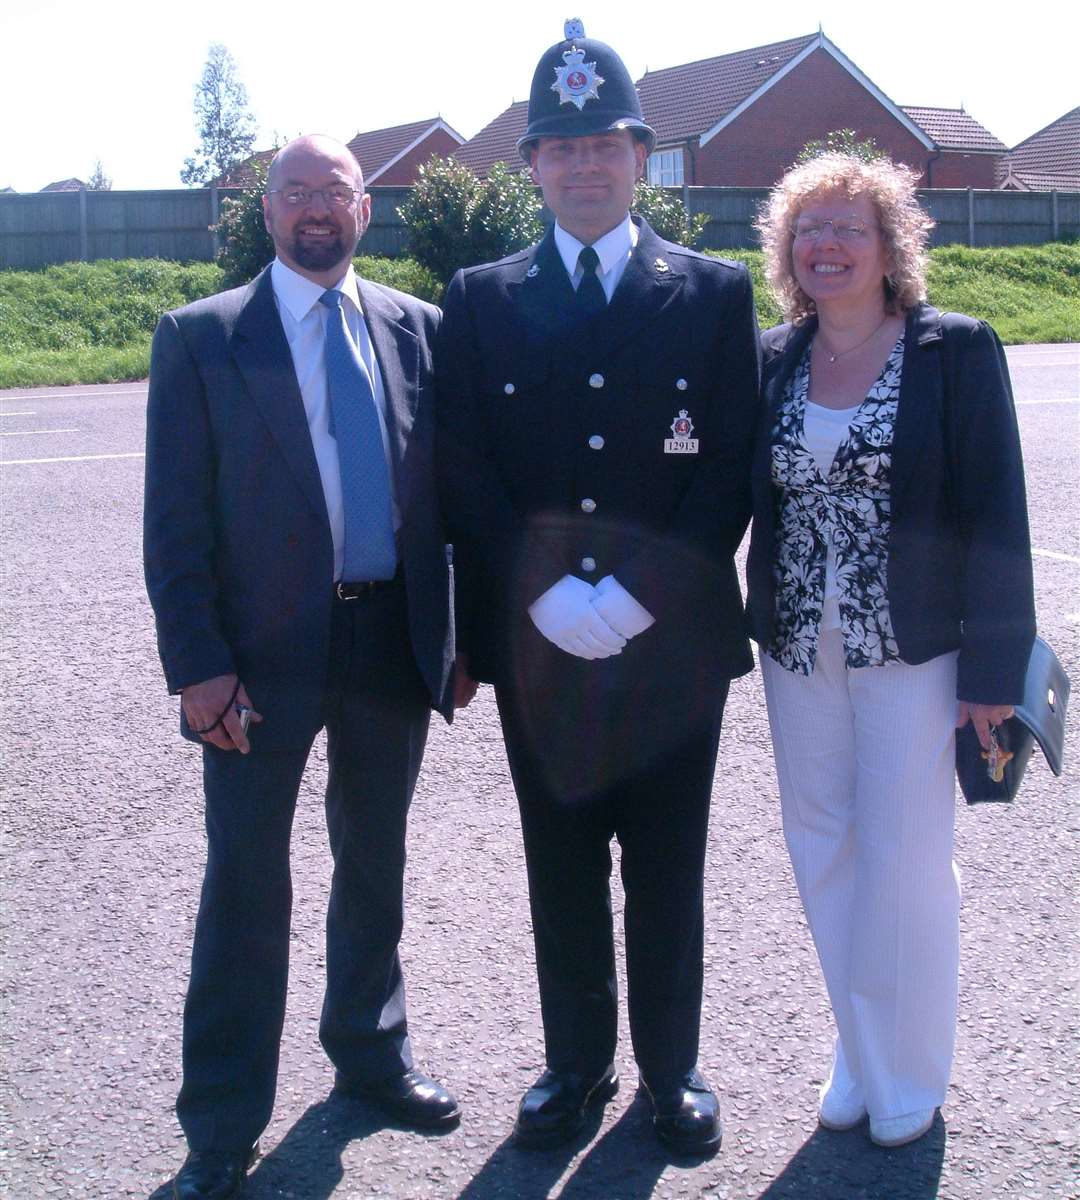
[144,135,467,1200]
[437,23,760,1156]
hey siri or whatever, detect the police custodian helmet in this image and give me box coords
[517,19,656,161]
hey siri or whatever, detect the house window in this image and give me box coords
[647,148,684,186]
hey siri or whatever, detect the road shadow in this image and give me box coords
[455,1090,702,1200]
[147,1091,451,1200]
[757,1113,946,1199]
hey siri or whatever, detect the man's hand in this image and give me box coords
[453,653,479,709]
[956,700,1015,751]
[528,575,626,660]
[181,673,262,753]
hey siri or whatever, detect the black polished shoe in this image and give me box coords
[642,1070,722,1155]
[335,1067,461,1130]
[513,1065,619,1149]
[172,1145,257,1200]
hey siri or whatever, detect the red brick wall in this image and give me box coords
[929,151,1000,188]
[370,129,463,185]
[692,48,996,189]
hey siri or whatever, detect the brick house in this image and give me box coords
[218,118,465,188]
[997,107,1080,191]
[455,31,1005,188]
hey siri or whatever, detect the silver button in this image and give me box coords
[504,382,515,395]
[676,377,688,390]
[581,556,597,573]
[580,498,597,514]
[588,373,604,388]
[588,435,605,450]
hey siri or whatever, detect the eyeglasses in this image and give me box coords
[791,219,878,241]
[268,186,361,208]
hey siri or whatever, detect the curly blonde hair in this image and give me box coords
[756,153,934,324]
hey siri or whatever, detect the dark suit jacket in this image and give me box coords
[436,218,761,690]
[745,303,1035,704]
[144,265,455,746]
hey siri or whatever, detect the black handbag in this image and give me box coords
[956,636,1070,804]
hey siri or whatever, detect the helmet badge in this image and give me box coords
[552,44,605,111]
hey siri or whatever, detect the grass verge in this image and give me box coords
[1,246,1075,389]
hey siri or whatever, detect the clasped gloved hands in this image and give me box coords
[528,574,655,660]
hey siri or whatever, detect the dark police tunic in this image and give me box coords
[437,217,760,1085]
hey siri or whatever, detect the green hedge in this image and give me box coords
[1,245,1075,388]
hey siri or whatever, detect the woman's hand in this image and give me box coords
[956,701,1015,750]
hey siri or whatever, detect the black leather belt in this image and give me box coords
[334,574,400,601]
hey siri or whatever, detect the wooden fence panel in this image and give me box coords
[2,186,1078,270]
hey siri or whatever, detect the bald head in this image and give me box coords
[262,134,371,287]
[267,134,363,192]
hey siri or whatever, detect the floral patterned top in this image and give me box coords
[767,336,905,675]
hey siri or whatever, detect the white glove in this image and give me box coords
[591,575,656,639]
[528,575,627,659]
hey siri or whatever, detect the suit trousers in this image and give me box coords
[176,581,431,1151]
[495,649,728,1090]
[761,629,960,1121]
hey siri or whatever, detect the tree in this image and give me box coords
[213,161,274,288]
[398,157,543,284]
[87,159,112,191]
[797,129,884,165]
[181,44,257,186]
[631,179,709,248]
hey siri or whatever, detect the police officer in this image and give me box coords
[437,21,759,1155]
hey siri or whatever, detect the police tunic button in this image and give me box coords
[580,556,597,573]
[504,382,516,395]
[588,434,605,450]
[676,378,688,390]
[588,373,604,388]
[580,498,597,513]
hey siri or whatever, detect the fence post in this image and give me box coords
[209,185,221,260]
[967,188,975,247]
[1051,190,1059,241]
[78,187,88,261]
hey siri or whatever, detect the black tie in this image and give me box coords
[575,246,607,319]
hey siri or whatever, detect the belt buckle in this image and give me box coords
[336,581,359,601]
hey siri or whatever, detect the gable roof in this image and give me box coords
[454,100,530,174]
[636,33,817,145]
[347,117,464,183]
[900,106,1006,153]
[1000,106,1080,189]
[216,150,275,187]
[41,178,85,192]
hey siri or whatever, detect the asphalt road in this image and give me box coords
[1,345,1077,1199]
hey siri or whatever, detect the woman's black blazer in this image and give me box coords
[745,303,1036,704]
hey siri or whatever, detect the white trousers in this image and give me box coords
[761,629,960,1120]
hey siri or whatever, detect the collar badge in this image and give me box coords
[552,45,605,110]
[526,264,540,278]
[655,257,669,273]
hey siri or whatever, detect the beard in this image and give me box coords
[285,224,357,272]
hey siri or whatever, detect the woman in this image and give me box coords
[746,153,1035,1147]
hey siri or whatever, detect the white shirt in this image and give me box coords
[802,399,861,632]
[270,258,401,581]
[553,215,638,301]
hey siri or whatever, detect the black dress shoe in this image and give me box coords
[335,1067,461,1130]
[172,1145,257,1200]
[642,1070,722,1155]
[513,1065,619,1149]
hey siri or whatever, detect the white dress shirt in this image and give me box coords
[270,258,401,581]
[553,216,638,301]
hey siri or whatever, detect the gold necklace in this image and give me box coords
[817,313,891,364]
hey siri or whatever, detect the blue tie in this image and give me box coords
[319,289,397,580]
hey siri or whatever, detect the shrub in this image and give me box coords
[398,157,543,284]
[353,256,443,305]
[797,130,885,165]
[632,180,709,249]
[214,163,274,288]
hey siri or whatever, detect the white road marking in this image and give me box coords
[0,411,36,417]
[1016,397,1079,406]
[1032,547,1080,564]
[2,451,145,466]
[0,389,146,401]
[0,428,79,437]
